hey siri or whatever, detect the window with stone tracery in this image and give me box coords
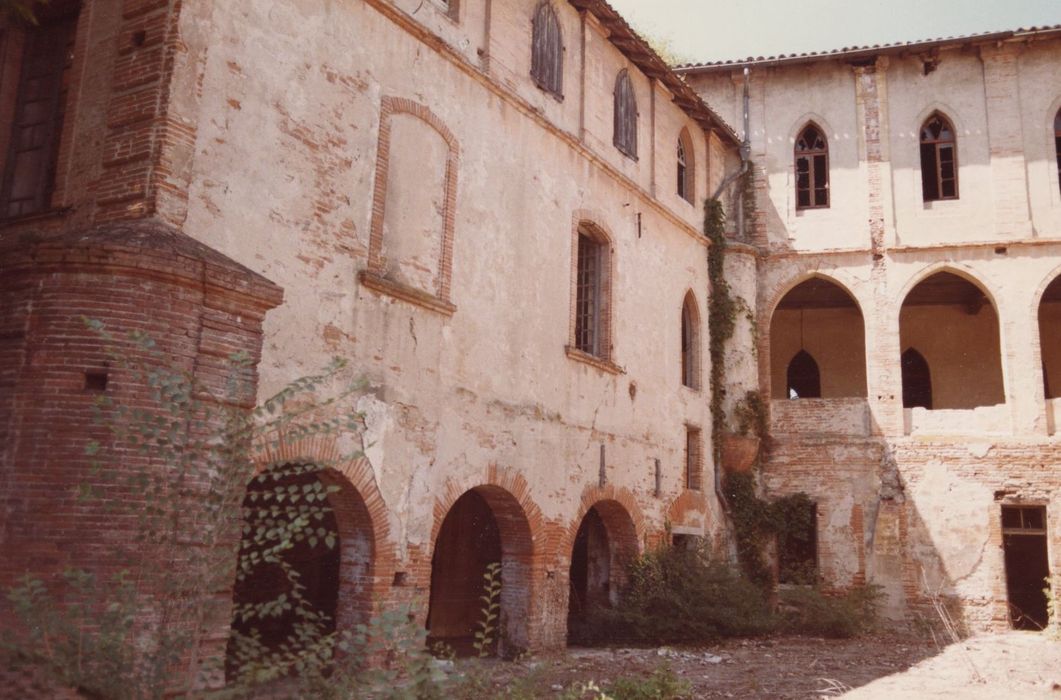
[794,123,828,209]
[920,112,958,201]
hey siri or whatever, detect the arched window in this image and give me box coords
[681,292,700,389]
[530,2,563,98]
[1054,109,1060,195]
[901,348,932,409]
[920,112,958,201]
[794,123,828,209]
[787,349,821,399]
[613,70,637,159]
[677,129,694,202]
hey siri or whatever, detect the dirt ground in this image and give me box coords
[453,631,1061,699]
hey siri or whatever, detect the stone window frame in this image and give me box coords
[919,111,959,202]
[359,96,460,316]
[566,214,621,374]
[794,122,829,210]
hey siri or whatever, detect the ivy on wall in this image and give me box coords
[705,188,813,588]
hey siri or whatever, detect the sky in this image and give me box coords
[605,0,1061,64]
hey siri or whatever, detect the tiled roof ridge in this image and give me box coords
[569,0,742,145]
[675,23,1061,72]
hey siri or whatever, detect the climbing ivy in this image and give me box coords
[723,472,816,588]
[705,186,813,588]
[704,198,734,441]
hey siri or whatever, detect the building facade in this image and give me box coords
[683,26,1061,630]
[0,0,743,676]
[0,0,1058,689]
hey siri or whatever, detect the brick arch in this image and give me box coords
[252,437,396,617]
[367,95,460,303]
[429,466,544,654]
[564,485,646,564]
[666,489,711,533]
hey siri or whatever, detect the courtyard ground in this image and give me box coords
[450,631,1061,699]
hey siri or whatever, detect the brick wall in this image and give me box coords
[0,220,282,693]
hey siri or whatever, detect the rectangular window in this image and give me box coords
[0,11,78,219]
[575,233,601,356]
[684,426,702,491]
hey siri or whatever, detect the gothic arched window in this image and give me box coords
[920,112,958,201]
[794,123,829,209]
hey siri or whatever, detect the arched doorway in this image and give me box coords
[567,500,638,644]
[225,463,375,680]
[770,277,867,399]
[427,486,533,657]
[1039,275,1061,400]
[901,348,932,409]
[899,271,1003,409]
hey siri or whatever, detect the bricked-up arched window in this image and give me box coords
[1054,109,1061,195]
[681,292,701,389]
[787,349,821,399]
[530,2,563,98]
[613,70,637,159]
[574,225,609,357]
[920,112,958,201]
[677,129,694,202]
[794,123,829,209]
[0,6,79,219]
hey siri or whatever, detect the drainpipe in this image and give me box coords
[710,66,752,517]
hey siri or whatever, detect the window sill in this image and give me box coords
[922,197,960,211]
[565,346,623,375]
[532,80,564,103]
[0,206,73,229]
[358,270,456,316]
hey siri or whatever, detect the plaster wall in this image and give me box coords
[168,0,730,647]
[769,307,868,399]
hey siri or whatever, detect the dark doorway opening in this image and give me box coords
[901,348,933,409]
[778,501,818,585]
[787,349,822,399]
[568,506,612,635]
[226,463,341,681]
[427,490,502,656]
[1002,505,1050,630]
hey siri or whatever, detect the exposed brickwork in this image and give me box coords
[0,221,282,692]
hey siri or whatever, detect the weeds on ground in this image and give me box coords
[606,665,691,699]
[569,543,774,646]
[777,585,883,638]
[571,542,882,647]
